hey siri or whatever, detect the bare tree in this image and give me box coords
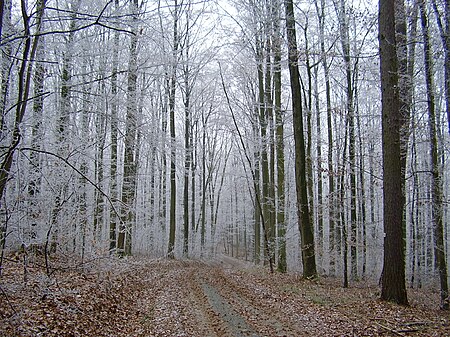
[0,0,46,254]
[168,0,179,259]
[284,0,317,279]
[419,0,449,310]
[379,0,408,305]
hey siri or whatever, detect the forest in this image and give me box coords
[0,0,450,331]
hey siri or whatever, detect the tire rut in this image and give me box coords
[197,267,299,336]
[144,262,256,337]
[141,261,341,336]
[199,268,301,336]
[199,280,259,337]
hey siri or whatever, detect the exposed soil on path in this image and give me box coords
[1,255,449,336]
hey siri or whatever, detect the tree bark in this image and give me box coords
[430,0,450,134]
[419,0,449,310]
[334,0,357,281]
[182,28,191,257]
[379,0,408,305]
[118,0,139,256]
[315,0,336,276]
[284,0,317,279]
[0,0,12,135]
[273,0,286,273]
[168,0,179,259]
[0,0,45,254]
[109,0,120,254]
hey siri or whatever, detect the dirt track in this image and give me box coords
[142,260,296,336]
[1,256,449,336]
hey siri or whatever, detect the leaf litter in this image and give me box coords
[0,253,449,336]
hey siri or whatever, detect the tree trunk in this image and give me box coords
[273,0,286,273]
[430,0,450,133]
[284,0,317,279]
[379,0,408,305]
[183,60,191,257]
[265,25,276,265]
[314,62,324,272]
[419,0,449,310]
[118,0,139,256]
[93,80,106,243]
[253,114,261,264]
[334,0,357,281]
[256,29,271,265]
[168,0,179,259]
[339,120,349,288]
[200,112,207,251]
[0,0,45,253]
[78,61,90,259]
[0,0,12,135]
[109,0,120,254]
[28,23,45,241]
[302,22,315,253]
[315,0,336,276]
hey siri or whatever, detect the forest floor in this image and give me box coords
[0,253,449,336]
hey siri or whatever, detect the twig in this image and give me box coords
[375,322,405,336]
[0,284,17,316]
[397,328,419,333]
[19,147,124,229]
[402,321,431,327]
[218,63,274,274]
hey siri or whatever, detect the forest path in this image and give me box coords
[142,259,292,336]
[1,256,449,336]
[133,258,449,336]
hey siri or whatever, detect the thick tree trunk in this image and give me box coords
[379,0,408,305]
[284,0,317,279]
